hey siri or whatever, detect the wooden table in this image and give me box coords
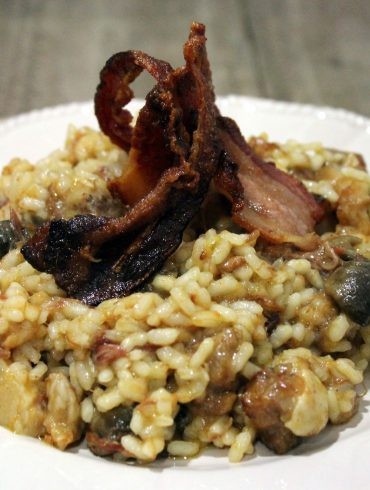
[0,0,369,119]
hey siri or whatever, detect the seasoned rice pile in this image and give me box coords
[0,126,369,463]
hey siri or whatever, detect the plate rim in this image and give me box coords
[0,95,369,137]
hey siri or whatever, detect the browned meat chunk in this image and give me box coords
[190,387,236,416]
[241,367,303,454]
[207,328,241,388]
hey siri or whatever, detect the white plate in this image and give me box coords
[0,97,369,490]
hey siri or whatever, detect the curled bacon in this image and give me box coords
[101,49,323,252]
[215,117,324,250]
[95,50,176,205]
[22,23,219,306]
[22,22,325,306]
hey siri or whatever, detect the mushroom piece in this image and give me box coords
[325,259,370,326]
[86,406,133,457]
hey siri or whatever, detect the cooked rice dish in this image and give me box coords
[0,22,369,464]
[0,125,369,462]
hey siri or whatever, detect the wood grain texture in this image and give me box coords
[0,0,369,118]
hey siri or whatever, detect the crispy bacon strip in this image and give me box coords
[95,51,172,152]
[95,50,180,205]
[104,56,323,249]
[22,23,219,306]
[22,22,324,306]
[215,117,324,250]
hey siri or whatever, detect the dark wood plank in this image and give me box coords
[0,0,369,118]
[241,0,370,114]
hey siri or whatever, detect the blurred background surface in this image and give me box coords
[0,0,369,118]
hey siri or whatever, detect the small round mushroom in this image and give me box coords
[325,260,370,326]
[0,220,18,258]
[86,406,133,457]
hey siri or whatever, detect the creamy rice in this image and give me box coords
[0,126,368,463]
